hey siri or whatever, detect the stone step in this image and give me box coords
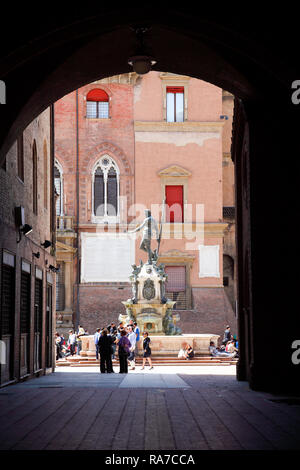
[56,362,235,367]
[56,356,238,367]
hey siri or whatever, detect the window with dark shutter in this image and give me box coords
[165,266,187,310]
[34,279,43,334]
[94,167,105,216]
[1,264,15,335]
[107,167,117,216]
[20,271,31,334]
[92,156,119,220]
[34,277,43,371]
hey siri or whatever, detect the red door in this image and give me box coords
[165,185,183,222]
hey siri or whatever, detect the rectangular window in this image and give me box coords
[17,135,24,181]
[86,101,109,119]
[1,253,15,382]
[165,185,183,222]
[34,277,43,371]
[94,173,104,216]
[165,266,187,310]
[166,87,184,122]
[20,268,31,376]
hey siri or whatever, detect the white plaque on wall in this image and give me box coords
[81,233,135,282]
[198,245,220,278]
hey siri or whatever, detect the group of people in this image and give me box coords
[209,325,239,358]
[55,325,88,360]
[178,343,195,360]
[55,321,154,374]
[94,320,153,373]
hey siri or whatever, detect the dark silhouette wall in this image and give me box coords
[0,7,299,393]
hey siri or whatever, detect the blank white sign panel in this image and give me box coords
[81,233,135,282]
[198,245,220,278]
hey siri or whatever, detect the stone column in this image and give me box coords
[64,261,72,311]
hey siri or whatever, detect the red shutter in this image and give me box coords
[165,185,183,222]
[166,86,184,94]
[87,89,109,102]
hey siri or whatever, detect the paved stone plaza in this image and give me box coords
[0,365,300,450]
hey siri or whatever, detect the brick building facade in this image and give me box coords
[54,72,236,340]
[0,107,56,386]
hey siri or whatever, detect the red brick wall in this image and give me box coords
[54,82,135,223]
[176,287,237,340]
[77,284,132,333]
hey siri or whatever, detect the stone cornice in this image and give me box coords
[56,240,77,253]
[158,249,195,264]
[161,222,228,238]
[158,165,191,178]
[159,72,191,82]
[134,121,225,133]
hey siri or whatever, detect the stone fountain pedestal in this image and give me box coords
[119,259,182,336]
[79,333,220,357]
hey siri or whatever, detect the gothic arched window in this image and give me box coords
[92,155,119,221]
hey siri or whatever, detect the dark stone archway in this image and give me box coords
[0,7,299,393]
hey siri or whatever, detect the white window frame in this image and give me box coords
[91,154,120,224]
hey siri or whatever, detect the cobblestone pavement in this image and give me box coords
[0,365,300,450]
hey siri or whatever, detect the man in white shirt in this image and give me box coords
[67,330,77,356]
[127,325,136,370]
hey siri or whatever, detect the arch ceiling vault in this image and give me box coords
[0,6,299,160]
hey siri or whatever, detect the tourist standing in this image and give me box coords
[117,330,131,373]
[141,331,153,370]
[98,328,114,373]
[127,325,136,370]
[108,322,117,359]
[94,328,101,360]
[134,321,140,358]
[67,330,77,356]
[55,332,63,360]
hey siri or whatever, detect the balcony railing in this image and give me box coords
[56,216,75,231]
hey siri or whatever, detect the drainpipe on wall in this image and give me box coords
[75,90,80,331]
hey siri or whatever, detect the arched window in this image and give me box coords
[92,155,119,221]
[54,161,63,216]
[86,89,109,119]
[32,140,38,214]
